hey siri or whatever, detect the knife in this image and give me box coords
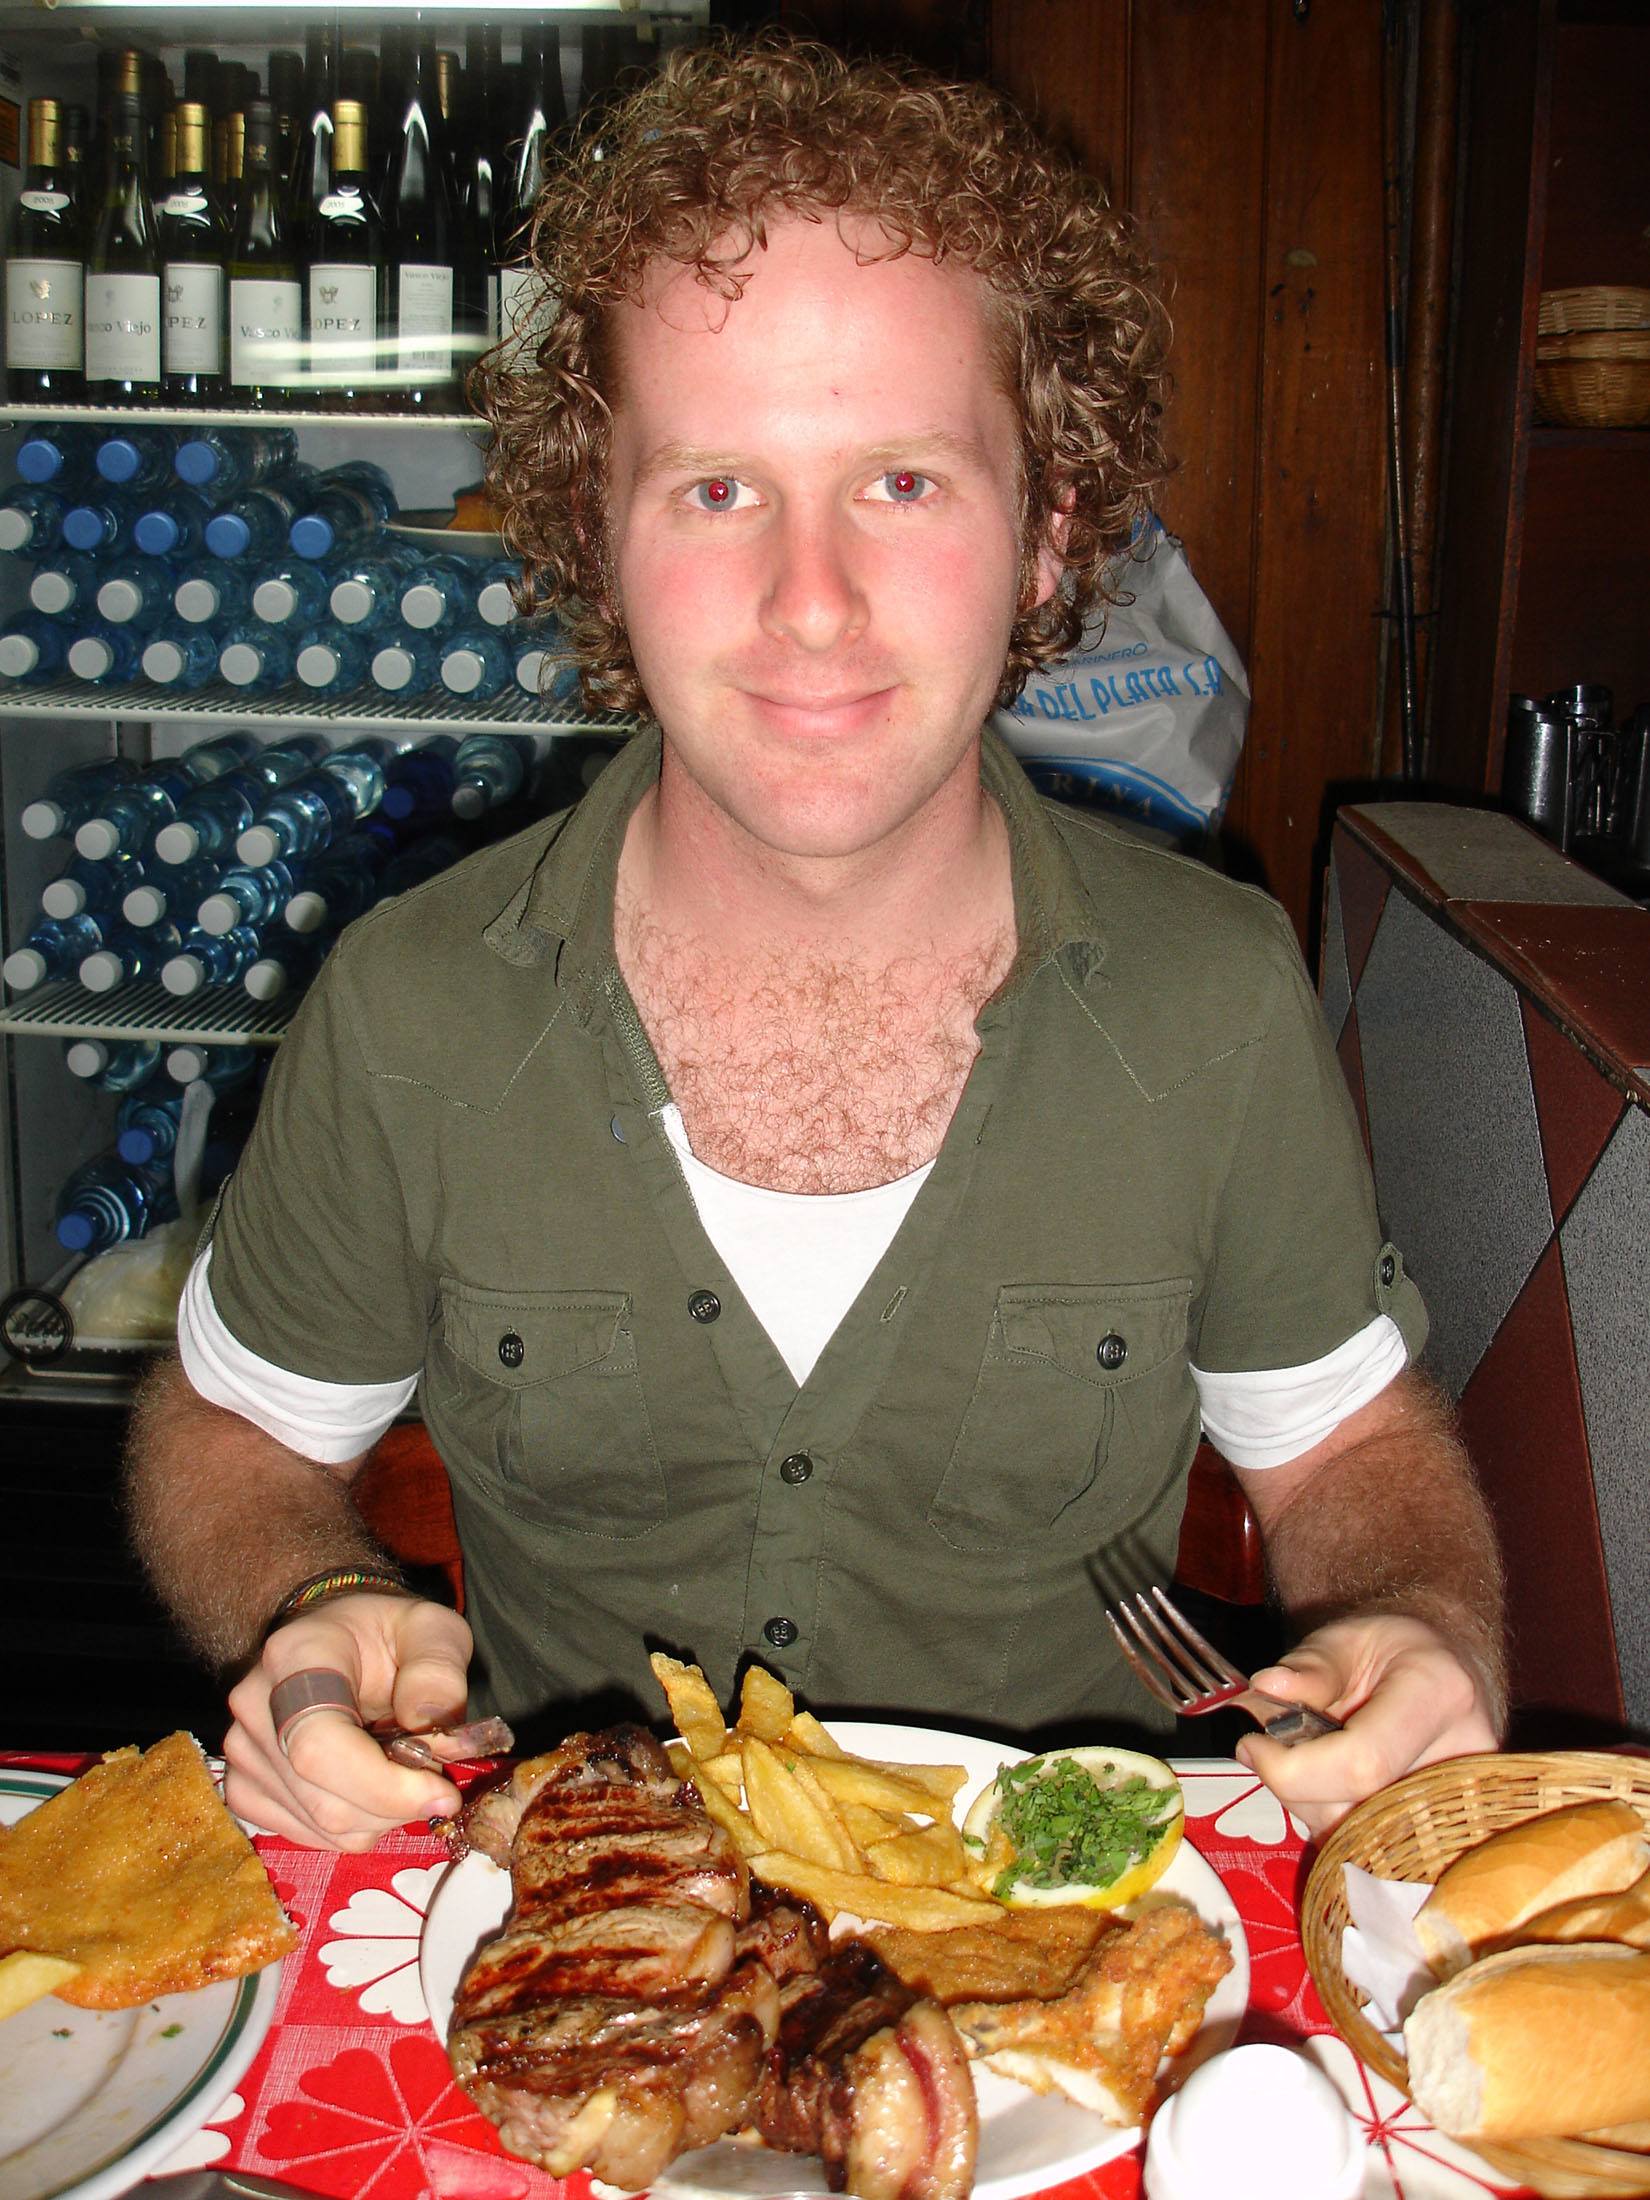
[144,2172,330,2200]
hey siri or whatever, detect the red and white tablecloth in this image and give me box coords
[1,1755,1529,2200]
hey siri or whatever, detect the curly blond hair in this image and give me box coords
[477,33,1170,714]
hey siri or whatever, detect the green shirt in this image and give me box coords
[208,729,1425,1740]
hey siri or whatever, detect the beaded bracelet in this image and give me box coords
[268,1565,412,1633]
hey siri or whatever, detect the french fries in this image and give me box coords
[648,1652,996,1931]
[0,1949,84,2022]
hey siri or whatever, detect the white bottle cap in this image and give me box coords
[237,824,280,868]
[74,817,122,860]
[244,957,290,1000]
[161,953,207,996]
[252,578,298,623]
[296,643,340,688]
[1142,2047,1363,2200]
[0,509,32,551]
[143,638,186,682]
[0,634,43,677]
[219,641,263,687]
[123,883,170,925]
[330,579,374,624]
[20,799,65,838]
[152,820,202,865]
[371,646,415,691]
[441,649,484,695]
[451,781,487,820]
[284,890,328,934]
[476,579,516,627]
[79,950,127,992]
[174,576,221,623]
[41,877,90,919]
[68,635,115,679]
[400,582,447,629]
[3,947,47,989]
[97,577,144,623]
[30,570,76,615]
[197,892,241,936]
[167,1045,209,1082]
[66,1040,111,1077]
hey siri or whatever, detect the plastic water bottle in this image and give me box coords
[475,557,523,629]
[0,485,69,553]
[95,558,175,630]
[95,427,176,490]
[243,932,322,1001]
[217,623,294,691]
[181,731,262,781]
[439,627,514,700]
[293,627,371,697]
[197,857,301,935]
[398,555,473,634]
[450,732,533,819]
[381,735,459,823]
[152,778,256,866]
[123,855,220,928]
[283,832,386,934]
[54,1151,177,1253]
[62,489,140,555]
[80,918,182,991]
[288,461,398,560]
[64,1036,163,1091]
[16,423,96,487]
[251,561,331,628]
[370,634,441,696]
[21,759,139,842]
[41,850,141,921]
[115,1084,187,1165]
[172,557,251,627]
[380,833,466,898]
[514,640,582,704]
[237,741,393,865]
[28,551,101,619]
[204,483,307,562]
[329,546,416,630]
[241,735,328,789]
[66,624,144,684]
[4,912,105,991]
[165,1043,257,1092]
[141,626,220,689]
[132,488,213,559]
[174,426,298,495]
[0,614,68,681]
[161,923,261,994]
[74,763,193,859]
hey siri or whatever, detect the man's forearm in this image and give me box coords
[125,1355,386,1671]
[1257,1373,1508,1727]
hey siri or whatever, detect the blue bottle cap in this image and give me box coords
[116,1127,157,1165]
[16,439,63,485]
[96,437,143,484]
[204,512,251,559]
[381,784,417,820]
[134,510,182,556]
[62,506,106,552]
[289,514,334,562]
[56,1210,96,1252]
[173,439,220,487]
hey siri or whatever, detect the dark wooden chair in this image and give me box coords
[1173,1441,1268,1606]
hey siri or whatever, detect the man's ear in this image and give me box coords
[1028,484,1075,610]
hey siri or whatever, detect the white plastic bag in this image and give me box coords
[994,520,1249,845]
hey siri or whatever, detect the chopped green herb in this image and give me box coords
[991,1756,1178,1899]
[160,2022,184,2038]
[53,2027,72,2039]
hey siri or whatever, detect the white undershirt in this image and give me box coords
[177,1100,1407,1470]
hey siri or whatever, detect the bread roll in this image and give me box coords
[1404,1943,1650,2140]
[1502,1864,1650,1952]
[1414,1800,1648,1978]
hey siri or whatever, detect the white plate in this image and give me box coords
[386,516,506,559]
[419,1722,1249,2200]
[0,1771,283,2200]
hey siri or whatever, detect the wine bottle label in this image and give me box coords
[84,271,161,383]
[308,263,379,386]
[500,264,537,344]
[7,258,83,367]
[20,190,72,214]
[485,272,500,349]
[229,276,301,387]
[397,263,454,379]
[161,190,210,218]
[164,262,224,373]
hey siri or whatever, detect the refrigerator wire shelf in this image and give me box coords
[0,675,635,737]
[0,977,292,1048]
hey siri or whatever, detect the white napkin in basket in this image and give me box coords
[1340,1866,1434,2041]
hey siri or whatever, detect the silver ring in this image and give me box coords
[269,1667,363,1758]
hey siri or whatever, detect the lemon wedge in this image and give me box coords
[961,1744,1184,1909]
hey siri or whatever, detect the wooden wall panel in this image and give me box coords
[991,0,1129,198]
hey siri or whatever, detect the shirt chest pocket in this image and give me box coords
[927,1279,1193,1552]
[435,1283,667,1538]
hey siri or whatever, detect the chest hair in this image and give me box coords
[617,907,1017,1194]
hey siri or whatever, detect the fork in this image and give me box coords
[1106,1583,1342,1745]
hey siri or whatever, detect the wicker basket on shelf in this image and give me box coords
[1302,1751,1650,2199]
[1534,286,1650,426]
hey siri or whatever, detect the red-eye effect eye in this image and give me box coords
[892,472,917,496]
[704,479,731,504]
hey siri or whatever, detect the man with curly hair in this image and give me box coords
[129,37,1504,1851]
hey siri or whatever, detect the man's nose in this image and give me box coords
[758,503,868,653]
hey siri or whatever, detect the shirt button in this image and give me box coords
[763,1616,799,1648]
[498,1331,525,1369]
[688,1289,721,1323]
[780,1452,813,1485]
[610,1114,626,1142]
[1380,1252,1397,1287]
[1096,1331,1128,1372]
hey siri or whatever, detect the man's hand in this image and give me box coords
[1233,1612,1499,1834]
[225,1592,474,1850]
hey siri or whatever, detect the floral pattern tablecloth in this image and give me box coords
[1,1754,1528,2200]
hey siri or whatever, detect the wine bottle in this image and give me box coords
[267,50,305,184]
[305,99,384,411]
[499,28,565,347]
[7,99,85,401]
[228,101,300,408]
[457,26,502,367]
[84,92,162,399]
[382,37,457,412]
[160,101,228,402]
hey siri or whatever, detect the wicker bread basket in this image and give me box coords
[1533,288,1650,425]
[1538,286,1650,337]
[1302,1752,1650,2197]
